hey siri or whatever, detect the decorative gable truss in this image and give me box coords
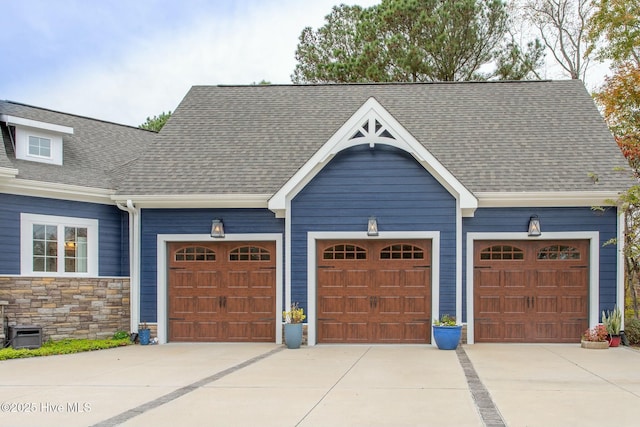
[1,114,73,166]
[268,97,478,217]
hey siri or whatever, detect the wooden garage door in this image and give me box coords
[317,240,431,344]
[168,241,276,342]
[474,240,589,343]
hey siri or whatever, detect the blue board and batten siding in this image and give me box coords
[139,208,284,322]
[291,145,457,315]
[0,193,129,276]
[462,207,619,320]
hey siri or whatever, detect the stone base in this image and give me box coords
[581,340,609,349]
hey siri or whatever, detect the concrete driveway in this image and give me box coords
[0,343,639,427]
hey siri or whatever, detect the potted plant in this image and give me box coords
[432,314,462,350]
[602,306,622,347]
[138,322,151,346]
[282,302,305,349]
[581,324,609,349]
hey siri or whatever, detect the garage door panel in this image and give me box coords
[377,322,404,342]
[405,269,429,287]
[171,296,196,315]
[171,321,195,341]
[377,270,402,288]
[504,296,526,314]
[252,322,275,340]
[226,296,249,314]
[346,270,369,288]
[226,322,250,341]
[320,296,345,314]
[195,271,219,289]
[474,239,588,343]
[477,296,501,314]
[318,270,343,288]
[251,296,275,314]
[249,270,275,289]
[504,322,526,340]
[404,296,428,314]
[197,296,220,314]
[318,322,345,342]
[196,322,220,340]
[172,270,195,289]
[347,296,370,314]
[227,271,250,289]
[378,296,401,314]
[346,322,369,341]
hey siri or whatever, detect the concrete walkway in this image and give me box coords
[0,343,638,426]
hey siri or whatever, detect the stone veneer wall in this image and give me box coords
[0,276,130,341]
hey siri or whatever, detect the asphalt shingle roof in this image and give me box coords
[116,80,630,196]
[0,101,155,190]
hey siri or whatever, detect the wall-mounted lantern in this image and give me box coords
[367,217,379,236]
[211,219,225,238]
[528,215,541,237]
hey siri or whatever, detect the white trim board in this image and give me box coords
[156,233,283,344]
[306,231,441,346]
[465,232,600,344]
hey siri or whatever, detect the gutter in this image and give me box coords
[116,200,140,333]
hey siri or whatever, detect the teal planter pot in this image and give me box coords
[432,325,462,350]
[138,328,151,345]
[284,323,303,349]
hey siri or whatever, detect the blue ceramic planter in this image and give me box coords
[432,325,462,350]
[284,323,303,349]
[138,328,151,345]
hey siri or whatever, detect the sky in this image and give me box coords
[1,0,610,127]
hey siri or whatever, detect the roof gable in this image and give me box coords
[268,97,478,217]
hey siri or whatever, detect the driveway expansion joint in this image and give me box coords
[90,345,284,427]
[456,346,506,427]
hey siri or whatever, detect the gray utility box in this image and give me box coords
[9,325,42,349]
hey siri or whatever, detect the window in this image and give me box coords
[380,244,424,259]
[175,246,216,261]
[229,246,271,261]
[323,244,367,260]
[21,214,98,276]
[480,245,524,260]
[28,136,52,158]
[537,245,581,260]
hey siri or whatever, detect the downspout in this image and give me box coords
[116,200,140,333]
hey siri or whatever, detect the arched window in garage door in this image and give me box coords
[174,246,216,261]
[322,244,367,260]
[229,246,271,261]
[479,245,524,260]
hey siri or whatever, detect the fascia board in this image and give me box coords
[1,178,114,204]
[476,191,621,207]
[112,193,272,209]
[269,97,478,214]
[1,114,74,135]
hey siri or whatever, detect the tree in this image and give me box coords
[523,0,594,80]
[292,0,543,83]
[588,0,640,318]
[139,111,171,132]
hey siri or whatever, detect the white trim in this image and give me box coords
[269,97,477,216]
[476,191,621,207]
[20,213,99,277]
[113,193,271,209]
[618,208,626,330]
[156,233,283,345]
[1,114,74,135]
[465,231,600,344]
[0,167,18,179]
[306,231,440,346]
[3,179,115,204]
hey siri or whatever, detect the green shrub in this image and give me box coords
[113,330,130,340]
[0,338,130,361]
[624,318,640,345]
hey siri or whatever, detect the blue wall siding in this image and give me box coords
[139,208,284,322]
[291,145,457,315]
[463,207,619,321]
[0,193,129,276]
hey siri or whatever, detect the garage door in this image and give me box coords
[474,240,589,343]
[317,239,432,343]
[168,241,276,342]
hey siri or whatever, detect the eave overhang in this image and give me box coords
[111,193,272,209]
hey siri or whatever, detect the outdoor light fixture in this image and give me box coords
[528,215,541,237]
[367,217,379,236]
[211,219,225,238]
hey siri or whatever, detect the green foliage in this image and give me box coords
[434,314,457,326]
[624,317,640,344]
[113,330,130,340]
[602,306,622,335]
[0,338,131,361]
[292,0,541,83]
[587,0,640,65]
[139,111,172,132]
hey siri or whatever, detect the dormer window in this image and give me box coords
[0,114,73,165]
[28,136,52,158]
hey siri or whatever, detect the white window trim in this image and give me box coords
[28,135,53,159]
[20,213,99,277]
